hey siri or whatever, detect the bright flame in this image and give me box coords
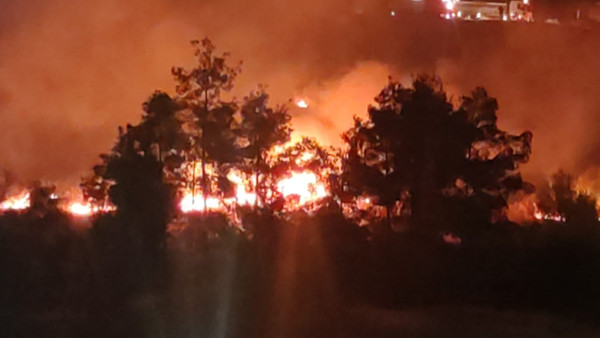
[533,203,565,222]
[534,209,543,221]
[0,189,115,217]
[276,171,328,207]
[68,202,93,216]
[64,200,115,217]
[180,193,223,213]
[226,169,257,206]
[0,192,30,211]
[356,196,373,210]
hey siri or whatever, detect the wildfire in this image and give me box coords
[178,168,329,214]
[176,139,333,215]
[227,169,257,206]
[276,171,328,207]
[532,207,564,222]
[67,202,93,216]
[1,139,334,218]
[64,201,115,217]
[0,190,116,217]
[178,167,258,213]
[0,192,30,211]
[180,194,223,213]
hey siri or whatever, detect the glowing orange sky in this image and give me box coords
[1,0,599,187]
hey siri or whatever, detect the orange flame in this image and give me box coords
[0,188,116,217]
[180,194,223,213]
[0,192,30,211]
[227,169,257,206]
[64,201,116,217]
[178,169,329,214]
[276,171,328,207]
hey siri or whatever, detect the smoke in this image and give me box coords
[289,62,396,146]
[1,0,600,190]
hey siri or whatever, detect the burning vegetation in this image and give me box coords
[2,38,597,231]
[5,36,600,337]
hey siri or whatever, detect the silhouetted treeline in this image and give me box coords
[2,39,600,337]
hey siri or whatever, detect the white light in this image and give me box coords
[457,11,462,17]
[503,14,508,21]
[445,13,451,20]
[296,99,308,109]
[476,12,481,19]
[68,202,93,216]
[390,11,395,16]
[523,0,528,4]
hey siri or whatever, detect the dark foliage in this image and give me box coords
[4,43,600,337]
[340,77,532,236]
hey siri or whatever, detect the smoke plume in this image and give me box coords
[1,0,599,190]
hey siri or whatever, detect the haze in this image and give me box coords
[1,0,599,185]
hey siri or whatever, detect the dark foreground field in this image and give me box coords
[2,207,600,337]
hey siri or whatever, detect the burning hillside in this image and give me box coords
[1,37,599,230]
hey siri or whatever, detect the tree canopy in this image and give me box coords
[340,76,533,234]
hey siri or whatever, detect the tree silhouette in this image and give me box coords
[28,181,59,216]
[341,76,467,230]
[548,170,598,226]
[238,88,291,207]
[141,91,188,162]
[341,76,532,233]
[81,92,186,207]
[172,38,241,212]
[92,144,173,297]
[459,87,533,225]
[80,163,111,208]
